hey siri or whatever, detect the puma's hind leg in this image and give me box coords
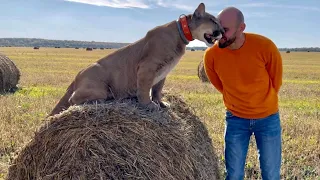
[68,82,109,106]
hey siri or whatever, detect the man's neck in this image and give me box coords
[228,33,246,50]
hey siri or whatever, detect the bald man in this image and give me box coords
[204,7,283,180]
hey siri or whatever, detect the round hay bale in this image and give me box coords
[7,95,221,180]
[0,53,20,94]
[197,60,209,83]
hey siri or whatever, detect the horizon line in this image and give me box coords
[0,37,319,49]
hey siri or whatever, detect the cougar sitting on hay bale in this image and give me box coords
[49,3,224,116]
[0,54,20,94]
[197,60,210,83]
[7,94,221,180]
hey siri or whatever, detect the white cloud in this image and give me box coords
[244,12,274,18]
[237,3,320,12]
[64,0,225,12]
[237,3,269,8]
[64,0,197,10]
[282,5,320,12]
[65,0,150,9]
[171,4,194,11]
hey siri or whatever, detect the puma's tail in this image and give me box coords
[49,81,75,116]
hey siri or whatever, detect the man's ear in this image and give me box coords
[239,23,246,32]
[193,3,205,18]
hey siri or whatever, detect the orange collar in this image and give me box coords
[178,15,193,41]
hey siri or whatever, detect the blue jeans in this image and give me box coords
[224,110,282,180]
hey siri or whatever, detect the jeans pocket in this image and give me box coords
[225,110,234,119]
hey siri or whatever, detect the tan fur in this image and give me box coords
[49,3,224,116]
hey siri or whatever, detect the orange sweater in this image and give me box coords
[204,33,283,119]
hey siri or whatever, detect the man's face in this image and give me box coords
[217,14,240,48]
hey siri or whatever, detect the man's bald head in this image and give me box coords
[216,7,246,49]
[218,7,244,26]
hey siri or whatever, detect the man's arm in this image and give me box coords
[203,50,223,93]
[266,41,283,93]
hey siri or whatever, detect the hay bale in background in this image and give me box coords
[0,54,20,94]
[7,95,220,180]
[197,60,209,83]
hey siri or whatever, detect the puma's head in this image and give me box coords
[188,3,225,47]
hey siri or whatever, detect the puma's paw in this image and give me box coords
[152,98,170,109]
[140,101,160,112]
[157,101,170,108]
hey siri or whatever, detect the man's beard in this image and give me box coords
[218,34,236,48]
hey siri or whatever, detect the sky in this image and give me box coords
[1,0,319,48]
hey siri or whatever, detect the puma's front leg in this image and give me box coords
[137,63,160,111]
[151,78,170,108]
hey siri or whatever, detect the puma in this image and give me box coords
[49,3,224,116]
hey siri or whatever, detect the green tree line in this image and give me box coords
[1,38,319,52]
[0,38,130,49]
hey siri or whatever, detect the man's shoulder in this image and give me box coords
[246,33,280,57]
[246,32,276,47]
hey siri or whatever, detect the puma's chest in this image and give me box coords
[152,56,181,85]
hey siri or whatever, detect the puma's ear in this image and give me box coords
[193,3,205,18]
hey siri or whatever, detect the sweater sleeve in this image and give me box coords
[265,41,283,93]
[203,49,223,93]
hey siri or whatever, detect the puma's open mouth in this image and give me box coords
[204,31,222,44]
